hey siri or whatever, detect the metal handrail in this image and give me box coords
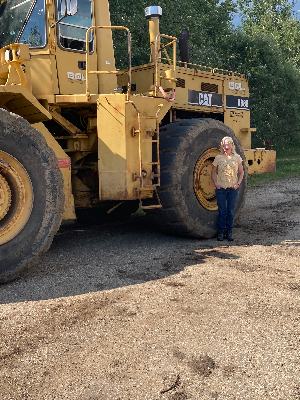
[176,60,245,78]
[85,25,132,98]
[154,33,177,96]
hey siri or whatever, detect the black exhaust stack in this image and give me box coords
[178,29,190,63]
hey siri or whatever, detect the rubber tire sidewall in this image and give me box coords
[0,110,64,282]
[159,119,247,238]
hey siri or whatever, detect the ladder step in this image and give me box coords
[140,184,160,189]
[141,205,162,210]
[56,135,88,140]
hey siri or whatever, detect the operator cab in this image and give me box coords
[0,1,122,96]
[0,0,92,51]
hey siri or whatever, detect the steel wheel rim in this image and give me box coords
[193,148,220,211]
[0,151,34,245]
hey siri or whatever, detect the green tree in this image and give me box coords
[231,0,300,148]
[225,30,300,148]
[109,0,300,149]
[237,0,300,67]
[109,0,236,68]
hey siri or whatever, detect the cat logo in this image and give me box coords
[199,93,212,107]
[188,90,223,107]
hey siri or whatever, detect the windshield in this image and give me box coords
[0,0,46,48]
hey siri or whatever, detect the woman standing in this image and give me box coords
[211,137,244,241]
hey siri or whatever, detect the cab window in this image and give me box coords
[57,0,93,52]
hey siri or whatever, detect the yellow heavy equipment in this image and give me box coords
[0,0,276,281]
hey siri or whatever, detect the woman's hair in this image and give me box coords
[220,136,236,155]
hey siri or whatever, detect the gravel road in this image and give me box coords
[0,177,299,400]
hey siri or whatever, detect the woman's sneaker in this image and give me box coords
[227,230,234,241]
[217,231,224,241]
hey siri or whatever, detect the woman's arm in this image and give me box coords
[211,165,220,189]
[234,162,244,189]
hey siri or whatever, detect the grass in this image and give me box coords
[248,146,300,186]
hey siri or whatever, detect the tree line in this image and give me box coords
[110,0,300,150]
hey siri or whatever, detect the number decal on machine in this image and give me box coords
[67,72,86,81]
[226,96,249,110]
[228,81,245,91]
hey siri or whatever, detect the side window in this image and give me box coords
[58,0,93,52]
[19,0,46,48]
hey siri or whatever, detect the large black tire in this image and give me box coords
[0,109,64,282]
[151,118,247,238]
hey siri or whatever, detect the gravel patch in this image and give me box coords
[0,177,299,400]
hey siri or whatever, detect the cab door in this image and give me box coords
[55,0,98,95]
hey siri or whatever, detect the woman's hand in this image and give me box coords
[211,165,220,189]
[233,183,240,190]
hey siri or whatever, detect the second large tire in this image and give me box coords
[151,118,247,238]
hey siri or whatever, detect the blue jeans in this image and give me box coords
[216,188,238,232]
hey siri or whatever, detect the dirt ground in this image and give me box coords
[0,177,299,400]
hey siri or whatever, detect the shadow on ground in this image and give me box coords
[1,177,299,305]
[0,218,240,304]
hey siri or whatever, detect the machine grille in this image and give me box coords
[201,82,218,93]
[176,78,186,88]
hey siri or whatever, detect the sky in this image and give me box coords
[294,0,300,17]
[233,0,300,25]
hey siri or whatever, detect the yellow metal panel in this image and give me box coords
[30,53,59,97]
[98,93,171,200]
[223,75,252,147]
[130,94,172,124]
[55,49,98,95]
[98,94,129,199]
[130,62,254,152]
[244,149,276,175]
[126,65,156,95]
[224,109,251,148]
[174,67,224,112]
[0,85,51,123]
[93,0,118,93]
[55,94,98,104]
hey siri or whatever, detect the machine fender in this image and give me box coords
[32,123,76,221]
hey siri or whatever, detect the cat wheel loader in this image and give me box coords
[0,0,276,281]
